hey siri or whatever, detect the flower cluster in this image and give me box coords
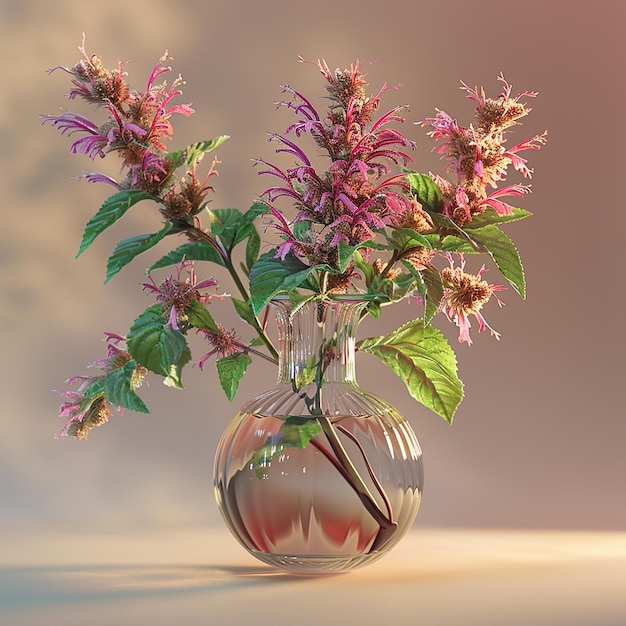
[255,58,417,285]
[41,36,216,218]
[422,73,547,227]
[56,334,147,439]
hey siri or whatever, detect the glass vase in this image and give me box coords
[214,296,423,574]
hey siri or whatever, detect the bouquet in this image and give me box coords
[42,38,546,441]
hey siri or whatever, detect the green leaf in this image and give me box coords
[105,222,175,283]
[127,305,188,377]
[209,207,263,252]
[149,241,225,271]
[249,417,322,476]
[427,212,478,249]
[231,297,257,327]
[163,148,186,169]
[358,319,464,423]
[186,299,219,333]
[292,220,312,240]
[104,361,150,413]
[422,265,444,324]
[390,227,433,250]
[405,171,443,213]
[466,225,526,298]
[365,299,382,319]
[163,345,192,389]
[77,189,153,258]
[78,378,106,413]
[245,229,261,271]
[353,249,374,287]
[287,292,320,315]
[279,416,322,449]
[337,241,369,272]
[185,135,230,166]
[463,206,532,229]
[216,352,252,400]
[243,202,269,222]
[249,251,330,316]
[437,235,478,254]
[401,263,442,325]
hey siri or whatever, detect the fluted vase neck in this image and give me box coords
[270,296,367,387]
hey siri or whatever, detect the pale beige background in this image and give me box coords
[1,0,624,536]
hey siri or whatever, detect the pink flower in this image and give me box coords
[197,325,242,368]
[55,333,145,439]
[255,58,416,275]
[421,75,546,226]
[42,40,197,196]
[47,35,130,107]
[39,112,108,159]
[142,261,221,331]
[439,253,505,346]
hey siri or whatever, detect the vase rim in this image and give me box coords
[270,293,378,303]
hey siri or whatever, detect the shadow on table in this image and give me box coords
[0,563,308,611]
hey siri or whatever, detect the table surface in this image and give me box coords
[2,526,626,626]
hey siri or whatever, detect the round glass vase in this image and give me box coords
[214,296,423,574]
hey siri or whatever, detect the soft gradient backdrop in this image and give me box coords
[1,0,624,536]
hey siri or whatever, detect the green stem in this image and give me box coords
[380,248,402,279]
[225,251,279,363]
[319,269,330,295]
[336,424,394,523]
[182,222,279,363]
[232,339,278,365]
[317,414,395,534]
[309,331,397,551]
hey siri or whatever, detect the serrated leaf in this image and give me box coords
[358,319,463,423]
[401,263,441,325]
[438,235,478,254]
[185,135,230,166]
[422,265,444,324]
[463,206,532,229]
[231,297,257,326]
[127,305,187,376]
[163,345,192,389]
[390,227,433,250]
[216,352,252,400]
[427,212,478,250]
[466,225,526,298]
[77,189,153,258]
[243,202,269,222]
[249,251,330,316]
[292,220,312,240]
[405,171,443,213]
[186,299,219,333]
[337,241,369,272]
[286,292,320,315]
[104,361,150,413]
[105,222,175,284]
[210,208,261,252]
[149,241,226,271]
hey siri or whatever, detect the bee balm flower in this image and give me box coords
[440,253,505,345]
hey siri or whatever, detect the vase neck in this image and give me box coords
[271,297,366,386]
